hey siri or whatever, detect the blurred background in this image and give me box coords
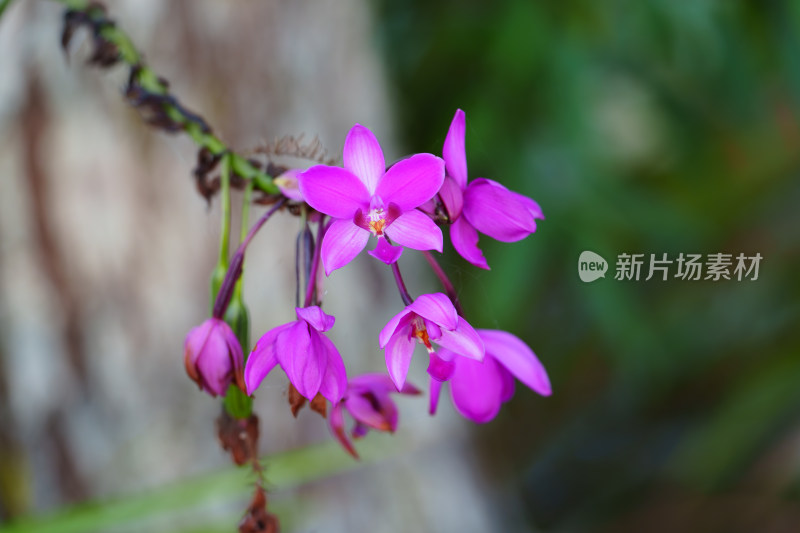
[1,0,800,532]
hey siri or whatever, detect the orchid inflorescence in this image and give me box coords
[184,109,552,459]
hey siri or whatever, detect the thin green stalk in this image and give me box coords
[220,173,255,419]
[47,0,279,194]
[231,176,253,311]
[218,155,232,268]
[209,155,232,311]
[239,178,254,244]
[230,175,253,352]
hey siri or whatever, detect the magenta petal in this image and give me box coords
[298,166,370,219]
[245,323,292,395]
[347,391,397,431]
[379,311,412,348]
[443,109,468,189]
[274,169,304,202]
[193,323,233,396]
[424,320,443,341]
[450,356,504,423]
[350,373,421,396]
[384,210,443,252]
[450,216,489,270]
[418,198,436,217]
[349,373,395,393]
[462,178,537,242]
[296,306,335,332]
[244,343,277,396]
[435,316,485,361]
[220,324,245,377]
[429,378,443,415]
[184,322,208,393]
[368,236,403,264]
[438,176,464,220]
[343,124,385,195]
[479,329,551,396]
[384,328,416,390]
[427,352,455,382]
[499,365,516,403]
[408,293,458,330]
[346,393,384,428]
[275,322,326,400]
[401,382,423,395]
[321,219,369,275]
[318,335,348,403]
[184,319,215,368]
[375,154,444,211]
[352,422,369,438]
[511,190,544,220]
[378,392,400,432]
[329,402,358,458]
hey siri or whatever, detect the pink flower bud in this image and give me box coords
[184,318,245,397]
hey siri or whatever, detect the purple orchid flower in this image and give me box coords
[439,109,544,270]
[379,293,484,390]
[273,168,304,202]
[184,318,245,397]
[244,306,347,403]
[330,373,420,458]
[429,329,551,423]
[298,124,445,274]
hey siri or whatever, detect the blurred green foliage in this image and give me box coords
[375,0,800,531]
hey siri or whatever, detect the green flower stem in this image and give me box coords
[216,162,256,418]
[240,177,254,244]
[228,172,253,344]
[211,199,286,321]
[231,174,254,349]
[222,384,252,419]
[42,0,279,195]
[218,155,232,268]
[221,176,255,419]
[209,155,232,312]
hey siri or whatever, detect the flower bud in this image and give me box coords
[184,318,245,397]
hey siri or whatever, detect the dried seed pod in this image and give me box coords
[216,410,259,466]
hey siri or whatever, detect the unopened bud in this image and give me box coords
[184,318,245,397]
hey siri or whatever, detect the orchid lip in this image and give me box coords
[411,317,434,353]
[354,202,402,237]
[368,207,387,235]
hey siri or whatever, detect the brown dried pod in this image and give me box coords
[287,383,306,417]
[216,410,259,466]
[238,486,280,533]
[309,393,327,419]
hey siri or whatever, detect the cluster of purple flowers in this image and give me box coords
[184,110,551,457]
